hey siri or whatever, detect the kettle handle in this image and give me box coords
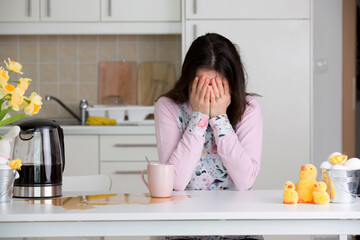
[57,125,65,172]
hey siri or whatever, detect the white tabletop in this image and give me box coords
[1,190,360,238]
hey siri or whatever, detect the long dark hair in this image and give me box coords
[163,33,249,129]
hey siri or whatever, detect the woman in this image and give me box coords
[155,33,262,192]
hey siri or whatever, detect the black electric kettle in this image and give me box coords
[12,119,65,198]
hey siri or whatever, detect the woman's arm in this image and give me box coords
[155,97,208,190]
[209,97,263,190]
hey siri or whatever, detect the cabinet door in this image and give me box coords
[0,0,40,22]
[63,135,99,176]
[185,0,310,19]
[101,0,180,22]
[40,0,100,22]
[101,162,155,193]
[185,20,310,189]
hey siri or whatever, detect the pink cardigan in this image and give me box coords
[154,96,263,191]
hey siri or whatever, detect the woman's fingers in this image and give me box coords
[199,78,210,100]
[197,75,207,95]
[190,77,199,97]
[216,77,225,97]
[211,78,220,100]
[204,85,211,104]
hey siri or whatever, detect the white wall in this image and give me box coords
[312,0,342,169]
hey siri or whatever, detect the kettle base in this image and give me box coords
[13,185,62,198]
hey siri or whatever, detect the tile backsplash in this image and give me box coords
[0,35,181,118]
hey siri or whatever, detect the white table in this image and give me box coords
[0,190,359,239]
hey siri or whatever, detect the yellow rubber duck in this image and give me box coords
[283,181,299,204]
[296,164,317,203]
[313,181,330,205]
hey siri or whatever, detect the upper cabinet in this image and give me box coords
[185,0,310,19]
[0,0,40,22]
[40,0,100,22]
[101,0,180,22]
[0,0,181,34]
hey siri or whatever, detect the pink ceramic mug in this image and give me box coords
[141,164,174,198]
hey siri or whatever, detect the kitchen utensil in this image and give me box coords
[138,62,175,106]
[145,156,151,165]
[99,61,137,105]
[141,164,174,198]
[0,169,16,202]
[12,119,65,198]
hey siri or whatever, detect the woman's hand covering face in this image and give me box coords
[209,77,231,118]
[189,75,211,115]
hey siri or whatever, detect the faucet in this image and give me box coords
[45,96,88,125]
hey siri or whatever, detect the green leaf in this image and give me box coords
[0,113,25,127]
[0,107,12,121]
[217,169,224,174]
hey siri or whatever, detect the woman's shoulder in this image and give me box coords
[155,96,182,113]
[245,95,261,111]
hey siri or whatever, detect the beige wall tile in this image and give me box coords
[99,43,116,61]
[59,44,77,63]
[118,35,137,43]
[79,63,97,83]
[39,35,58,43]
[79,35,98,42]
[158,43,177,62]
[59,35,78,42]
[20,43,38,62]
[39,83,59,99]
[19,35,38,42]
[60,83,78,102]
[40,64,58,83]
[118,43,137,62]
[138,35,157,42]
[21,63,38,82]
[79,83,98,104]
[158,35,178,43]
[40,43,57,62]
[26,82,39,96]
[0,36,18,43]
[139,43,157,62]
[37,102,58,118]
[58,102,78,118]
[79,43,97,62]
[0,44,18,61]
[99,35,116,42]
[59,64,78,83]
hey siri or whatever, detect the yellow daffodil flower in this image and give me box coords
[4,58,23,74]
[9,88,24,111]
[24,92,42,115]
[17,78,31,92]
[9,158,22,170]
[2,84,15,95]
[0,67,9,87]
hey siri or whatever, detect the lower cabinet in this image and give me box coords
[99,135,158,193]
[63,135,99,176]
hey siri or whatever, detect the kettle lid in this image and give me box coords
[18,119,61,130]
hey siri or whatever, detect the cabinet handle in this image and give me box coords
[47,0,51,17]
[108,0,112,17]
[193,24,197,40]
[114,144,157,148]
[27,0,31,17]
[114,170,142,175]
[193,0,197,14]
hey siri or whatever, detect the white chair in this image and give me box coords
[62,174,112,192]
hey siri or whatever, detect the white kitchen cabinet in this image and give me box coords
[0,0,40,22]
[183,0,311,190]
[40,0,100,22]
[101,0,180,22]
[100,135,158,193]
[63,135,99,176]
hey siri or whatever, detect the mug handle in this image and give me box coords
[141,169,149,189]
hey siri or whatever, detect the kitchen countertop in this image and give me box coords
[0,118,156,135]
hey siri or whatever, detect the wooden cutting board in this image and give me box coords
[138,62,176,106]
[98,62,137,105]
